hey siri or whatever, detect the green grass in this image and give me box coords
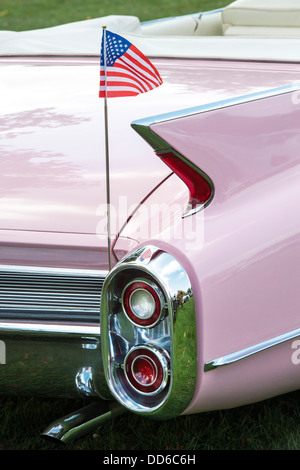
[0,0,228,31]
[1,391,300,450]
[1,0,300,452]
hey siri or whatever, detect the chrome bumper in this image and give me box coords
[0,320,111,399]
[0,265,111,399]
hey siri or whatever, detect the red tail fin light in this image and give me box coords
[156,151,213,213]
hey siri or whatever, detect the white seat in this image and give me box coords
[222,0,300,37]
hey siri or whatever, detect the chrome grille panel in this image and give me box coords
[0,265,107,323]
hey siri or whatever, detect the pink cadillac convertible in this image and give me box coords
[0,0,300,443]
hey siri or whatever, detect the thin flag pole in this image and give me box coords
[102,25,112,271]
[99,27,163,271]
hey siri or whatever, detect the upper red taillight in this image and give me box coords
[122,280,163,328]
[156,151,212,210]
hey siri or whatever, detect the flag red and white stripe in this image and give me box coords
[99,29,163,98]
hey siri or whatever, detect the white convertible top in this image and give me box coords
[1,0,300,62]
[0,15,141,56]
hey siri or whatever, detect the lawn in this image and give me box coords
[1,391,300,451]
[1,0,300,453]
[0,0,228,31]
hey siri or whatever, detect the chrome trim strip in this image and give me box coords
[204,327,300,371]
[0,265,108,277]
[131,84,300,217]
[0,320,100,337]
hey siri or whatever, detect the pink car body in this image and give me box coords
[0,0,300,443]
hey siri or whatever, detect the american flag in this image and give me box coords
[99,29,163,98]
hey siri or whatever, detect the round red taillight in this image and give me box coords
[132,356,157,385]
[122,280,163,327]
[124,346,169,395]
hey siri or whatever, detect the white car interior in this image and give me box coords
[142,0,300,38]
[1,0,300,61]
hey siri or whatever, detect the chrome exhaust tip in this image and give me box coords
[41,400,126,445]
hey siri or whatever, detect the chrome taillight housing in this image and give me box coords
[100,245,197,419]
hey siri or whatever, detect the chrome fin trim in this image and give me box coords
[131,83,300,218]
[204,327,300,371]
[132,83,300,135]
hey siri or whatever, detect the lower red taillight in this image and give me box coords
[156,151,212,210]
[124,346,169,395]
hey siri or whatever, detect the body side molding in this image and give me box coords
[205,327,300,371]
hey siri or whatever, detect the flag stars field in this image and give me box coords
[99,29,163,97]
